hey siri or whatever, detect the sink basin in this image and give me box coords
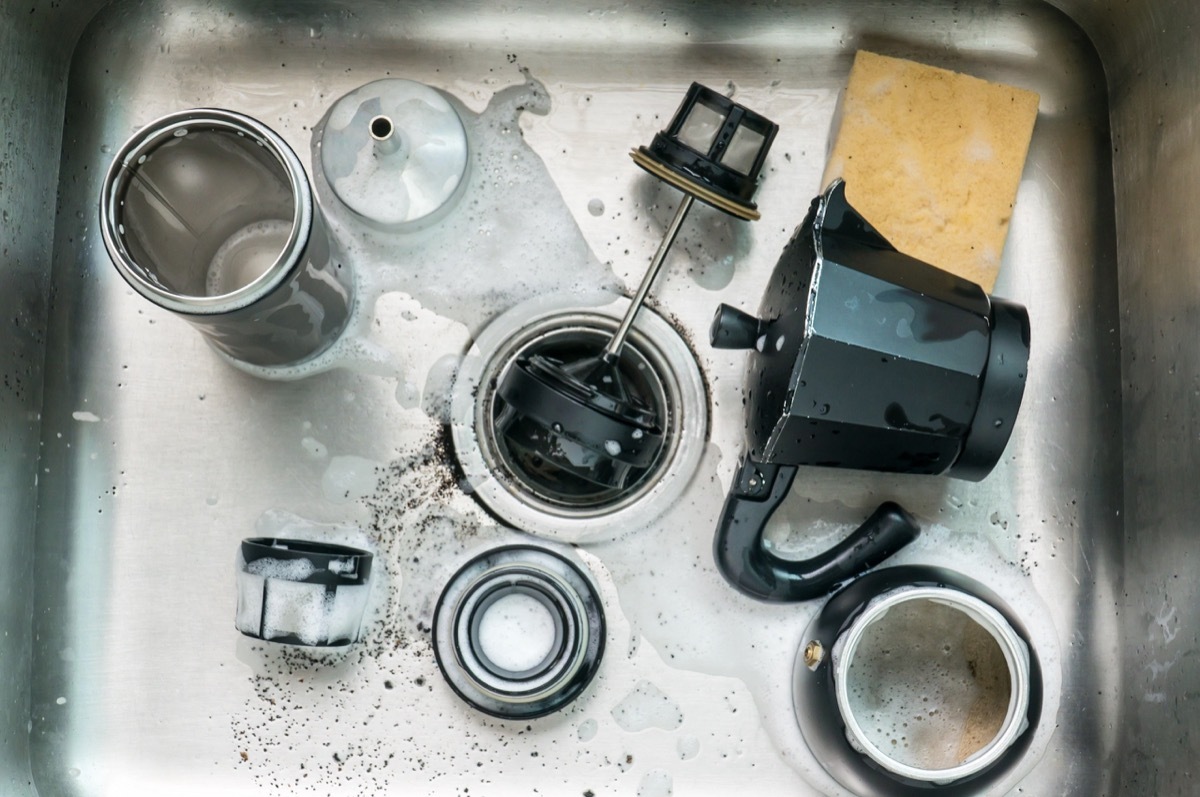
[0,0,1182,794]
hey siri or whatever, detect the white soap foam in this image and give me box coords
[637,769,674,797]
[245,556,317,582]
[72,411,100,422]
[611,680,683,733]
[577,718,599,742]
[321,455,381,504]
[237,568,367,646]
[476,592,558,673]
[261,580,333,645]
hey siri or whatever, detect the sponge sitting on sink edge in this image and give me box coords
[822,50,1040,293]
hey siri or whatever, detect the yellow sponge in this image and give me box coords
[822,51,1039,292]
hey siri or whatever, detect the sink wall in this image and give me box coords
[1061,1,1200,792]
[0,0,1191,794]
[0,4,105,794]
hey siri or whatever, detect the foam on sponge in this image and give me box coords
[823,51,1039,292]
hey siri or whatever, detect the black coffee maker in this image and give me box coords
[710,180,1030,602]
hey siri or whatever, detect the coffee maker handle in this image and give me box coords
[713,457,921,602]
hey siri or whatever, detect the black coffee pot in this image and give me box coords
[710,180,1030,602]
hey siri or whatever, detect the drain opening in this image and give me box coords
[451,295,708,541]
[433,545,605,718]
[489,326,670,509]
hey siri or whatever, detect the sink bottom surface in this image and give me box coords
[31,2,1120,795]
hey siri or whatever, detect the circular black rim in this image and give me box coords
[240,537,373,586]
[467,581,567,681]
[792,565,1044,796]
[432,545,606,719]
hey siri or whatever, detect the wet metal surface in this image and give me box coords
[3,0,1175,794]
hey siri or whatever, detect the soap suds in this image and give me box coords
[321,455,382,504]
[476,592,558,673]
[612,680,684,732]
[245,557,317,581]
[637,769,673,796]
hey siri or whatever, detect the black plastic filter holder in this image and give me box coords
[236,537,373,647]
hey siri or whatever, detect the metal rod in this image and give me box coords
[603,193,694,362]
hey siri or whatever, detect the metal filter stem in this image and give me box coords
[603,194,694,362]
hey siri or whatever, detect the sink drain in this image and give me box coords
[451,294,707,542]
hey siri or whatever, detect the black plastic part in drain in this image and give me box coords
[496,353,665,471]
[793,565,1044,795]
[712,458,921,603]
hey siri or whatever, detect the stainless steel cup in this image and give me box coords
[101,109,353,367]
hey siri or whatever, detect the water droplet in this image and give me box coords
[993,418,1004,428]
[587,198,605,216]
[818,403,830,415]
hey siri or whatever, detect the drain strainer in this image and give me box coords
[432,545,605,718]
[450,293,707,542]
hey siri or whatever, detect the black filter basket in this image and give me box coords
[710,180,1030,602]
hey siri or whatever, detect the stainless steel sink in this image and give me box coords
[0,0,1186,793]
